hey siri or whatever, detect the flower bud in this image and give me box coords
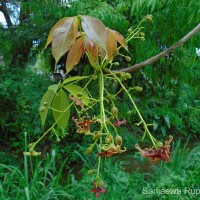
[86,146,93,154]
[134,86,143,92]
[140,32,145,37]
[121,73,126,80]
[93,131,103,140]
[106,94,111,102]
[145,14,153,22]
[140,37,145,42]
[109,116,115,120]
[28,142,35,149]
[111,106,118,117]
[125,56,131,62]
[113,62,120,67]
[105,135,112,143]
[87,170,95,175]
[127,28,132,33]
[125,73,131,79]
[115,135,122,146]
[97,179,105,187]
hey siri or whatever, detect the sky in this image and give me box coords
[0,12,6,24]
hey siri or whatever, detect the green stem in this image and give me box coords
[107,69,157,148]
[32,101,74,150]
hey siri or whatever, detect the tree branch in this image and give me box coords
[0,0,13,27]
[119,23,200,73]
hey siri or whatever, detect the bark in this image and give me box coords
[0,0,12,27]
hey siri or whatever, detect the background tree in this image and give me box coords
[0,0,199,158]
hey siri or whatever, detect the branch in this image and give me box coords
[0,0,13,27]
[119,23,200,73]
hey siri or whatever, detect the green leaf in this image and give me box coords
[164,115,171,129]
[39,89,56,126]
[52,17,76,63]
[62,76,88,85]
[64,84,90,106]
[52,88,70,131]
[81,15,107,50]
[48,84,60,93]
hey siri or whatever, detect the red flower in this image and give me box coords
[72,116,95,134]
[69,94,84,108]
[89,182,107,198]
[114,119,126,127]
[97,151,118,158]
[135,135,173,163]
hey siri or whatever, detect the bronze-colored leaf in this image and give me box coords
[73,17,79,40]
[44,17,70,49]
[110,29,127,49]
[81,15,108,51]
[52,17,76,63]
[85,37,99,67]
[66,37,84,73]
[106,29,118,59]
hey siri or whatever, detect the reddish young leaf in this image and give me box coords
[81,15,108,51]
[110,29,127,49]
[52,17,76,63]
[45,17,70,49]
[66,37,84,73]
[73,17,79,40]
[106,29,118,59]
[85,38,99,67]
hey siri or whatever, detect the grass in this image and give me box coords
[0,134,199,200]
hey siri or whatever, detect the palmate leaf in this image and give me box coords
[106,29,118,59]
[52,88,70,131]
[62,76,88,84]
[52,17,77,63]
[64,84,90,106]
[109,29,127,49]
[48,83,60,93]
[44,17,70,49]
[39,87,57,127]
[81,15,108,51]
[87,41,99,67]
[66,37,84,73]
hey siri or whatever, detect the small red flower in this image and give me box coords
[97,151,118,158]
[135,135,173,163]
[89,182,107,198]
[69,94,84,108]
[114,119,126,127]
[72,116,95,134]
